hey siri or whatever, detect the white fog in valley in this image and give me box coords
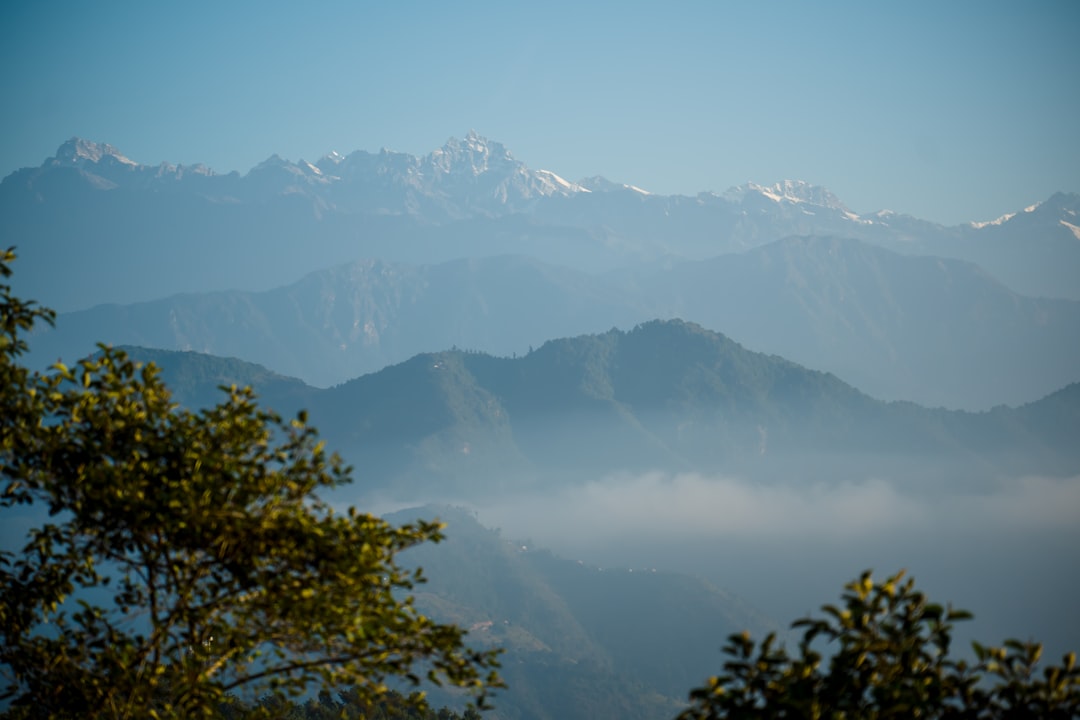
[469,472,1080,658]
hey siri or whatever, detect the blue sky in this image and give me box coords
[1,0,1077,224]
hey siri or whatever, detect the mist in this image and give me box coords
[470,471,1080,660]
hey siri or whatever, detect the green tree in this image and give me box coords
[680,570,1079,719]
[0,248,502,719]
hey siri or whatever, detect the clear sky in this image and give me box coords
[1,0,1077,225]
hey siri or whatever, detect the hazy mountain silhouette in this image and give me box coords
[5,136,1078,311]
[119,320,1080,502]
[36,236,1079,409]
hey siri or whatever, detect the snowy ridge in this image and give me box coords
[970,212,1017,229]
[50,138,136,167]
[320,150,344,166]
[429,130,516,176]
[534,169,587,193]
[724,180,849,211]
[970,201,1047,229]
[576,176,651,194]
[23,135,1075,236]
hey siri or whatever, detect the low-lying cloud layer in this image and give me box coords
[470,472,1080,660]
[475,472,1080,544]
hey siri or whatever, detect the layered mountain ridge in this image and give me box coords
[32,235,1080,409]
[123,319,1080,503]
[6,133,1078,312]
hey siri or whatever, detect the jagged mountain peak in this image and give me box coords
[254,153,288,168]
[1038,191,1080,216]
[430,131,516,176]
[245,153,329,184]
[50,137,136,167]
[968,192,1080,239]
[461,128,505,154]
[725,179,849,211]
[318,150,344,167]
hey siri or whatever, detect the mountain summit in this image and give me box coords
[724,180,850,212]
[432,130,516,176]
[307,131,588,216]
[49,137,135,168]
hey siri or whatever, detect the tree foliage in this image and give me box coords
[680,570,1079,719]
[258,687,484,720]
[0,248,501,718]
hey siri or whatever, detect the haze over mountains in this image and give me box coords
[4,132,1080,717]
[125,319,1080,688]
[11,134,1080,409]
[31,235,1080,410]
[130,320,1080,502]
[5,134,1079,310]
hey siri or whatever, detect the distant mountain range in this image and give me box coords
[4,134,1079,312]
[32,235,1080,410]
[127,320,1080,503]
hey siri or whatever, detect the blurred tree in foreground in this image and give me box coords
[0,247,501,719]
[680,570,1079,719]
[249,687,484,719]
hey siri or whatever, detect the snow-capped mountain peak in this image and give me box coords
[247,153,321,176]
[576,176,649,195]
[318,150,344,166]
[430,131,516,176]
[534,169,586,193]
[725,180,849,211]
[50,137,136,167]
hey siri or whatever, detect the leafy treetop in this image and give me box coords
[680,569,1079,719]
[0,247,502,719]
